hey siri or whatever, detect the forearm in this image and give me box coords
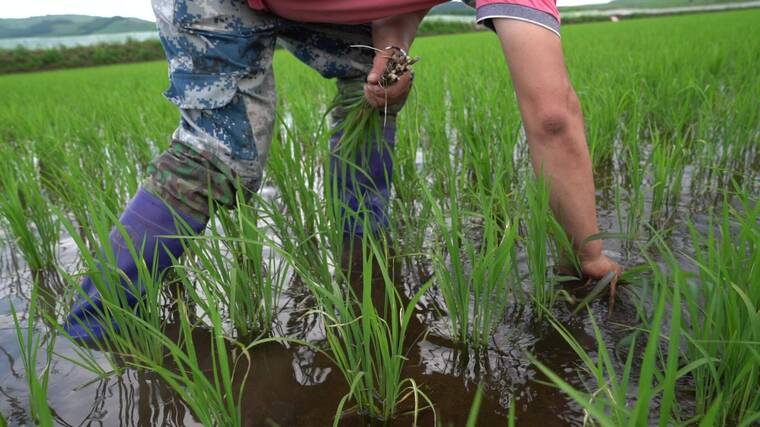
[523,100,602,262]
[371,9,428,51]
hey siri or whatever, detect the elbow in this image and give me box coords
[525,90,585,154]
[537,110,572,138]
[535,90,582,137]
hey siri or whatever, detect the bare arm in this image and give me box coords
[493,19,621,279]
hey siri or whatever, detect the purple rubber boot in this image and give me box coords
[329,123,395,236]
[63,189,206,342]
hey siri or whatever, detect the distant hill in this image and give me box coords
[0,15,155,39]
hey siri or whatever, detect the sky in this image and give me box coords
[1,1,613,21]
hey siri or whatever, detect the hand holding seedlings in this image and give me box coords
[330,46,418,160]
[364,9,426,108]
[363,46,418,108]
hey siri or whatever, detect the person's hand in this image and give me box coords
[364,49,413,108]
[579,254,622,280]
[364,10,427,108]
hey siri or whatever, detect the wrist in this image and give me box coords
[577,239,603,263]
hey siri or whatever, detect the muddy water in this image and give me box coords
[0,149,755,426]
[0,225,635,425]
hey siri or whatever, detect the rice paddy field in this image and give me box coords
[1,9,759,426]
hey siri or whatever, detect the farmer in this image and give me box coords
[64,0,622,340]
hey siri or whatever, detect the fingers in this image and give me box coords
[364,72,412,108]
[580,255,623,281]
[610,259,623,277]
[367,51,390,85]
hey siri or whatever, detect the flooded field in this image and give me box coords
[0,226,637,426]
[0,9,758,426]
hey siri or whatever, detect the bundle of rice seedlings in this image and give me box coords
[330,46,419,163]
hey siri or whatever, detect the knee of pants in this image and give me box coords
[144,140,240,221]
[159,96,268,212]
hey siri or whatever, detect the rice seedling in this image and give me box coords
[531,249,699,426]
[0,146,60,273]
[37,143,137,250]
[524,172,574,319]
[291,229,434,423]
[125,299,251,427]
[261,113,346,282]
[534,215,760,426]
[330,80,385,164]
[649,133,686,227]
[183,197,286,339]
[388,111,432,253]
[615,121,646,254]
[95,269,258,427]
[319,50,419,253]
[255,95,432,422]
[57,237,266,427]
[680,189,760,423]
[423,163,519,348]
[10,280,55,425]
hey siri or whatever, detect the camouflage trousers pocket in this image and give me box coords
[165,71,258,162]
[165,72,238,110]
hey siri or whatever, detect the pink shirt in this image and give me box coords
[248,0,560,25]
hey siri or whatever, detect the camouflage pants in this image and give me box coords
[145,0,404,221]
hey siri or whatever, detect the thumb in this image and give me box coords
[367,51,389,84]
